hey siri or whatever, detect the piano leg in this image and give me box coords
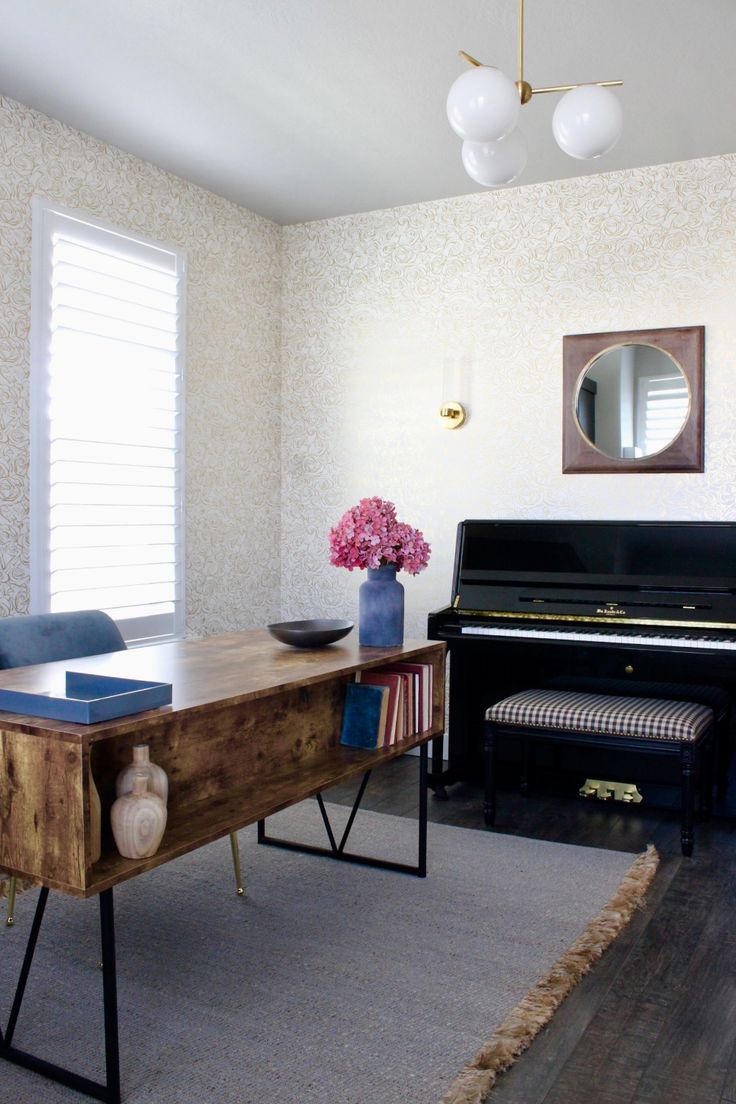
[699,731,714,822]
[483,726,496,827]
[427,653,469,797]
[520,738,531,797]
[680,744,694,858]
[429,735,448,800]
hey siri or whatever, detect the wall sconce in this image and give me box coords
[440,355,468,429]
[439,400,467,429]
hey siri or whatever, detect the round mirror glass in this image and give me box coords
[575,343,690,460]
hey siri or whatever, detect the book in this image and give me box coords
[339,682,389,749]
[380,662,433,734]
[355,670,404,746]
[394,670,414,737]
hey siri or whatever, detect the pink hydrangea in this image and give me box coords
[329,497,430,575]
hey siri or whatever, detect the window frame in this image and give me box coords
[30,198,186,645]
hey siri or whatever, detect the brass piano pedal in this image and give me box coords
[579,779,643,804]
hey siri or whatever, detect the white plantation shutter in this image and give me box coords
[31,200,185,644]
[640,373,689,456]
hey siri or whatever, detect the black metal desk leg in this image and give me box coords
[3,886,50,1046]
[0,886,122,1104]
[418,741,428,877]
[259,745,431,877]
[100,889,121,1104]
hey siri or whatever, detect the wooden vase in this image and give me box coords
[116,743,168,804]
[110,771,167,859]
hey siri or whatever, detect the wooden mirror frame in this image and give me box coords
[562,325,705,474]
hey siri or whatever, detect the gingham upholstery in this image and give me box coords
[486,689,713,743]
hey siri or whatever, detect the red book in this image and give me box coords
[382,662,432,733]
[355,671,403,745]
[384,670,414,737]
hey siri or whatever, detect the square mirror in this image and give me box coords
[562,326,704,473]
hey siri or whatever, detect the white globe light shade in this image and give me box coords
[552,84,623,160]
[447,66,520,142]
[461,130,528,188]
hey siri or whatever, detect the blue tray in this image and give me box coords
[0,671,172,724]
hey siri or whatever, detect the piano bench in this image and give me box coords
[484,689,716,857]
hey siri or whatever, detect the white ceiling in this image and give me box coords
[0,0,734,225]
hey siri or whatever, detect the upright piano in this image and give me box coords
[428,520,736,793]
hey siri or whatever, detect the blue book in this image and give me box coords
[339,682,389,749]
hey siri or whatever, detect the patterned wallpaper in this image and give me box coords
[281,154,736,640]
[0,96,283,636]
[1,91,735,651]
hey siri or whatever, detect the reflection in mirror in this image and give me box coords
[576,344,689,460]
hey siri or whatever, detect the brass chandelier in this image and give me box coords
[447,0,623,187]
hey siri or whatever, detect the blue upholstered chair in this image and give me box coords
[0,610,127,669]
[0,611,243,926]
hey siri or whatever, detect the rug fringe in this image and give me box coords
[440,843,660,1104]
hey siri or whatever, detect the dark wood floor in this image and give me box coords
[326,757,736,1104]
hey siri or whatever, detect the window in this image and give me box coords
[31,200,185,645]
[637,372,689,457]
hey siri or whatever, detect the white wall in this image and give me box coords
[280,155,736,639]
[0,96,283,635]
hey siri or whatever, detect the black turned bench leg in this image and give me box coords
[483,723,496,827]
[681,743,695,857]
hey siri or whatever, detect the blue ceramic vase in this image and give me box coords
[359,565,404,647]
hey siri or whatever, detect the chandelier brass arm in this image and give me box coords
[458,0,622,106]
[532,80,623,95]
[457,58,622,106]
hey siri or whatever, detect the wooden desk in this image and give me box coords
[0,630,445,1102]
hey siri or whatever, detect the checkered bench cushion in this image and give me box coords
[486,689,713,743]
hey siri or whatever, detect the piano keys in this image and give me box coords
[428,520,736,792]
[458,624,736,651]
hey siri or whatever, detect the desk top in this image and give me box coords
[0,629,445,745]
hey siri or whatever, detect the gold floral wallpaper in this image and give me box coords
[1,90,736,653]
[0,95,283,636]
[280,154,736,639]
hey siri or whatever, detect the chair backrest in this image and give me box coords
[0,611,127,669]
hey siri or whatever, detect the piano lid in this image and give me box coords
[450,520,736,629]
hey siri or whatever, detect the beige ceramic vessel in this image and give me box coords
[116,743,169,804]
[110,771,167,859]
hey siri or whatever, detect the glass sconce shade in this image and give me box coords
[552,83,623,160]
[461,129,528,187]
[446,66,521,142]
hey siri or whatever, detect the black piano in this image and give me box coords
[428,520,736,797]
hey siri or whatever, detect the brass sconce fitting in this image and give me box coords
[439,401,467,429]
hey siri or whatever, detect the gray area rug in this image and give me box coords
[1,803,636,1103]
